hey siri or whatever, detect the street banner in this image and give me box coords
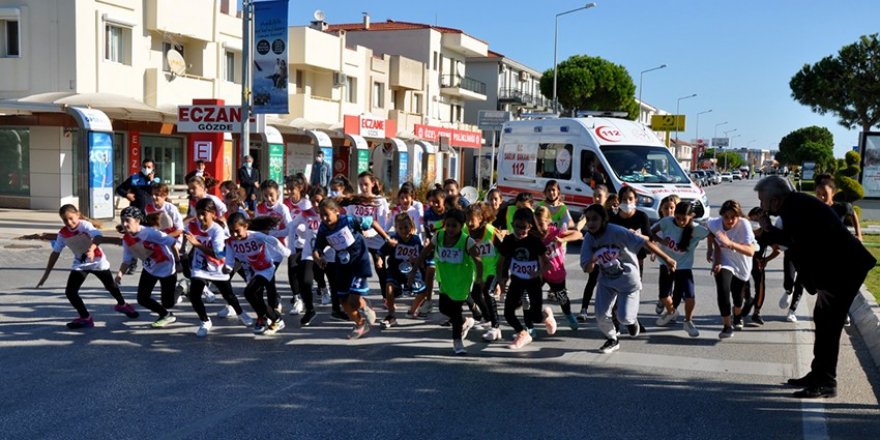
[253,0,289,114]
[269,143,284,183]
[88,132,114,219]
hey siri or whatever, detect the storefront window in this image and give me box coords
[141,135,185,186]
[0,128,29,196]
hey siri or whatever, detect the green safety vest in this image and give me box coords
[434,230,475,301]
[469,224,498,282]
[537,201,569,230]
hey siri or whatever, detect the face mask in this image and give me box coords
[142,167,153,175]
[245,162,252,168]
[195,170,204,177]
[619,203,636,214]
[749,220,760,229]
[316,157,323,163]
[329,190,340,197]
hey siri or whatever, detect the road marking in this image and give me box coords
[794,295,830,440]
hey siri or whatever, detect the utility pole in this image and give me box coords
[240,0,252,161]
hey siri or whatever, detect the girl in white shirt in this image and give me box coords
[184,176,228,223]
[282,174,314,315]
[287,186,324,325]
[353,172,390,298]
[708,200,757,339]
[36,204,139,329]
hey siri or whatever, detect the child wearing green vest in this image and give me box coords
[466,202,504,342]
[503,192,535,233]
[536,180,574,232]
[413,208,483,355]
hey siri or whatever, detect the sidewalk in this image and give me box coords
[0,208,120,252]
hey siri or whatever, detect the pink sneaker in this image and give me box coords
[508,330,533,350]
[114,303,140,318]
[543,306,557,336]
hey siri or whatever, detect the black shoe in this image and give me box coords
[330,310,349,321]
[626,323,641,338]
[300,310,316,327]
[733,316,744,331]
[751,314,764,326]
[440,319,452,327]
[786,374,818,388]
[793,386,837,399]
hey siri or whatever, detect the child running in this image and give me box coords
[536,180,574,231]
[287,186,324,326]
[313,198,394,339]
[115,206,180,328]
[414,208,483,354]
[412,187,447,317]
[498,208,555,350]
[465,202,504,341]
[651,201,709,337]
[535,205,583,331]
[145,183,185,239]
[36,204,138,329]
[707,200,757,339]
[743,207,780,326]
[578,184,609,322]
[227,213,291,335]
[184,176,227,223]
[653,195,681,315]
[183,198,254,337]
[380,213,426,328]
[580,204,677,353]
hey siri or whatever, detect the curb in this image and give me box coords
[851,286,880,369]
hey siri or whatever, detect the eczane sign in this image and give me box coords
[178,105,252,132]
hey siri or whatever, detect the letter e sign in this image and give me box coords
[195,141,212,161]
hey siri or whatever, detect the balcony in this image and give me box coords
[289,27,340,72]
[388,109,423,136]
[498,88,526,104]
[390,55,424,90]
[146,0,214,42]
[144,68,214,110]
[290,94,341,124]
[440,75,486,101]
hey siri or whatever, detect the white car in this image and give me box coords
[721,172,733,182]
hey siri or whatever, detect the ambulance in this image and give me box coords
[495,115,709,222]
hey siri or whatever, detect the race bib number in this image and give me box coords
[511,259,539,279]
[327,227,356,251]
[546,243,561,260]
[594,246,622,273]
[394,245,420,261]
[352,205,374,217]
[473,241,495,258]
[437,246,463,263]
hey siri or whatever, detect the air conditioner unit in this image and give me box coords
[333,72,346,87]
[519,71,529,81]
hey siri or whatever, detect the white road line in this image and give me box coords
[795,295,830,440]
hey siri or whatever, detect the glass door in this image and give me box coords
[141,135,185,186]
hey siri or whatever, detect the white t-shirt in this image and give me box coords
[255,201,293,242]
[708,216,757,281]
[351,196,389,250]
[52,220,110,271]
[391,202,425,240]
[187,221,229,281]
[187,194,228,219]
[228,231,291,281]
[287,208,321,259]
[122,228,178,278]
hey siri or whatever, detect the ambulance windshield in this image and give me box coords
[601,145,690,184]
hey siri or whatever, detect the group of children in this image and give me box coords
[37,171,855,355]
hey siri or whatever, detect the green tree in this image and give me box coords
[716,152,744,170]
[540,55,638,118]
[790,34,880,132]
[776,125,835,168]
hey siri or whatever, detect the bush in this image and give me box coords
[834,175,864,202]
[800,180,816,192]
[845,150,861,167]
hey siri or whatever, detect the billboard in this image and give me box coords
[253,0,289,114]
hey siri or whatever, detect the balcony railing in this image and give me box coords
[498,88,552,108]
[440,74,487,95]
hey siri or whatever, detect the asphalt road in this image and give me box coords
[1,179,879,439]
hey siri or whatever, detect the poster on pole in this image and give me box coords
[268,143,284,183]
[253,0,289,114]
[860,132,880,198]
[88,132,114,219]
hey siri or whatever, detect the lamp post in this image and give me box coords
[637,63,667,123]
[674,93,697,144]
[720,128,738,170]
[695,109,712,143]
[712,121,728,164]
[553,2,597,114]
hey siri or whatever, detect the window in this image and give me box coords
[225,51,235,82]
[0,128,29,196]
[0,18,19,57]
[432,51,438,70]
[601,145,690,184]
[412,94,423,114]
[162,42,184,72]
[580,150,607,187]
[536,143,573,180]
[104,24,130,64]
[345,76,357,103]
[372,82,384,108]
[295,69,304,91]
[141,135,186,186]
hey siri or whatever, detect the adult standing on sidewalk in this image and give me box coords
[309,150,331,192]
[116,159,159,212]
[754,176,876,399]
[237,155,261,211]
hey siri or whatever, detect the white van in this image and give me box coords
[496,116,709,222]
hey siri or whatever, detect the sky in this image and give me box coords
[271,0,879,157]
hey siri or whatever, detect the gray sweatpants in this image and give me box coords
[595,283,640,339]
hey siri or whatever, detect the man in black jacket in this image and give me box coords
[237,155,260,211]
[116,158,158,212]
[755,176,876,398]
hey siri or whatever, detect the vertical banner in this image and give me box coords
[399,152,409,184]
[128,131,140,176]
[268,143,284,183]
[860,133,880,198]
[253,0,289,114]
[357,149,370,174]
[88,132,114,219]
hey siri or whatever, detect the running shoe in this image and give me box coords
[66,315,94,329]
[114,303,139,319]
[655,301,664,315]
[656,309,679,327]
[202,287,216,304]
[253,318,268,334]
[196,319,212,338]
[453,339,467,355]
[527,327,536,338]
[626,322,641,338]
[508,330,533,350]
[300,310,316,327]
[440,319,452,327]
[718,326,734,339]
[320,288,332,305]
[779,290,792,309]
[381,315,397,329]
[461,317,475,340]
[290,296,304,316]
[239,313,255,327]
[733,316,744,331]
[599,338,620,354]
[275,304,283,315]
[348,324,370,339]
[418,299,433,315]
[577,308,590,323]
[684,320,700,338]
[330,310,350,321]
[151,313,176,328]
[217,305,237,319]
[543,306,557,336]
[565,314,579,331]
[264,318,286,335]
[482,327,502,342]
[405,310,423,319]
[786,310,798,322]
[363,307,377,326]
[751,314,765,326]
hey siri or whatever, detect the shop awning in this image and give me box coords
[388,137,408,154]
[306,129,332,148]
[345,134,369,150]
[0,92,175,122]
[415,140,436,154]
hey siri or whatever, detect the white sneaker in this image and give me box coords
[418,299,433,315]
[577,308,590,323]
[684,320,700,338]
[482,327,502,341]
[290,296,304,316]
[239,313,255,327]
[461,317,475,340]
[779,290,792,309]
[453,339,467,355]
[320,287,331,305]
[786,310,798,322]
[217,305,237,319]
[202,287,216,304]
[656,309,679,327]
[196,319,212,337]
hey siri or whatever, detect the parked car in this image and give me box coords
[732,171,742,180]
[693,170,708,186]
[690,172,703,187]
[721,172,733,182]
[706,170,721,185]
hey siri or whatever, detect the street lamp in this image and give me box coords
[713,121,728,139]
[674,93,697,143]
[553,2,597,114]
[712,121,728,165]
[695,109,712,142]
[637,63,667,123]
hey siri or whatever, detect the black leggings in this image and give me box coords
[245,275,281,322]
[326,262,343,313]
[439,293,466,340]
[783,253,805,312]
[581,267,598,311]
[288,253,315,311]
[504,278,544,333]
[714,268,747,318]
[313,262,327,290]
[545,279,572,316]
[65,270,125,318]
[137,271,178,318]
[189,278,243,322]
[369,248,387,299]
[470,275,499,327]
[743,262,766,314]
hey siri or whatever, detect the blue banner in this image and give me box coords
[399,151,409,184]
[253,0,289,114]
[88,132,114,218]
